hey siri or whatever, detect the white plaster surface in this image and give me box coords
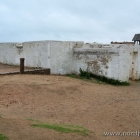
[0,41,140,81]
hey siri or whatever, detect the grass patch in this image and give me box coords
[79,68,130,86]
[28,118,92,136]
[31,123,90,136]
[0,134,9,140]
[65,74,105,84]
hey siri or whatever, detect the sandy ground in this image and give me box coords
[0,74,140,140]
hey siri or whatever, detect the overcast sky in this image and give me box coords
[0,0,140,43]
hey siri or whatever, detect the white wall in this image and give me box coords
[73,43,140,81]
[49,41,76,74]
[0,41,80,75]
[0,43,19,65]
[0,41,140,81]
[73,48,128,81]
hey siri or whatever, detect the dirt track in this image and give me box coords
[0,75,140,140]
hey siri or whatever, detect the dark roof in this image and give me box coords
[132,34,140,41]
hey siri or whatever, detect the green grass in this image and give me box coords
[31,123,90,136]
[79,68,130,86]
[0,134,9,140]
[90,73,130,86]
[65,74,105,84]
[28,118,92,136]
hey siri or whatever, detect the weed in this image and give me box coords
[28,118,92,136]
[0,134,9,140]
[79,68,91,79]
[79,68,130,86]
[31,123,90,136]
[65,74,104,84]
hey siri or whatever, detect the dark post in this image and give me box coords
[20,58,25,74]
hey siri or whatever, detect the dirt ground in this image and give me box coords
[0,63,35,74]
[0,74,140,140]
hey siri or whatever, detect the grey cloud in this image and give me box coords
[0,0,139,43]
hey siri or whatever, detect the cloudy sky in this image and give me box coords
[0,0,140,43]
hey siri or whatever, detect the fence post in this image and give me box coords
[20,58,25,74]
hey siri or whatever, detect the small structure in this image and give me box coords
[132,34,140,45]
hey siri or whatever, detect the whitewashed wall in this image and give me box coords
[0,43,19,65]
[73,47,130,81]
[73,43,140,81]
[0,41,80,75]
[0,41,140,81]
[49,41,77,74]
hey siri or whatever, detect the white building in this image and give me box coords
[0,40,140,82]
